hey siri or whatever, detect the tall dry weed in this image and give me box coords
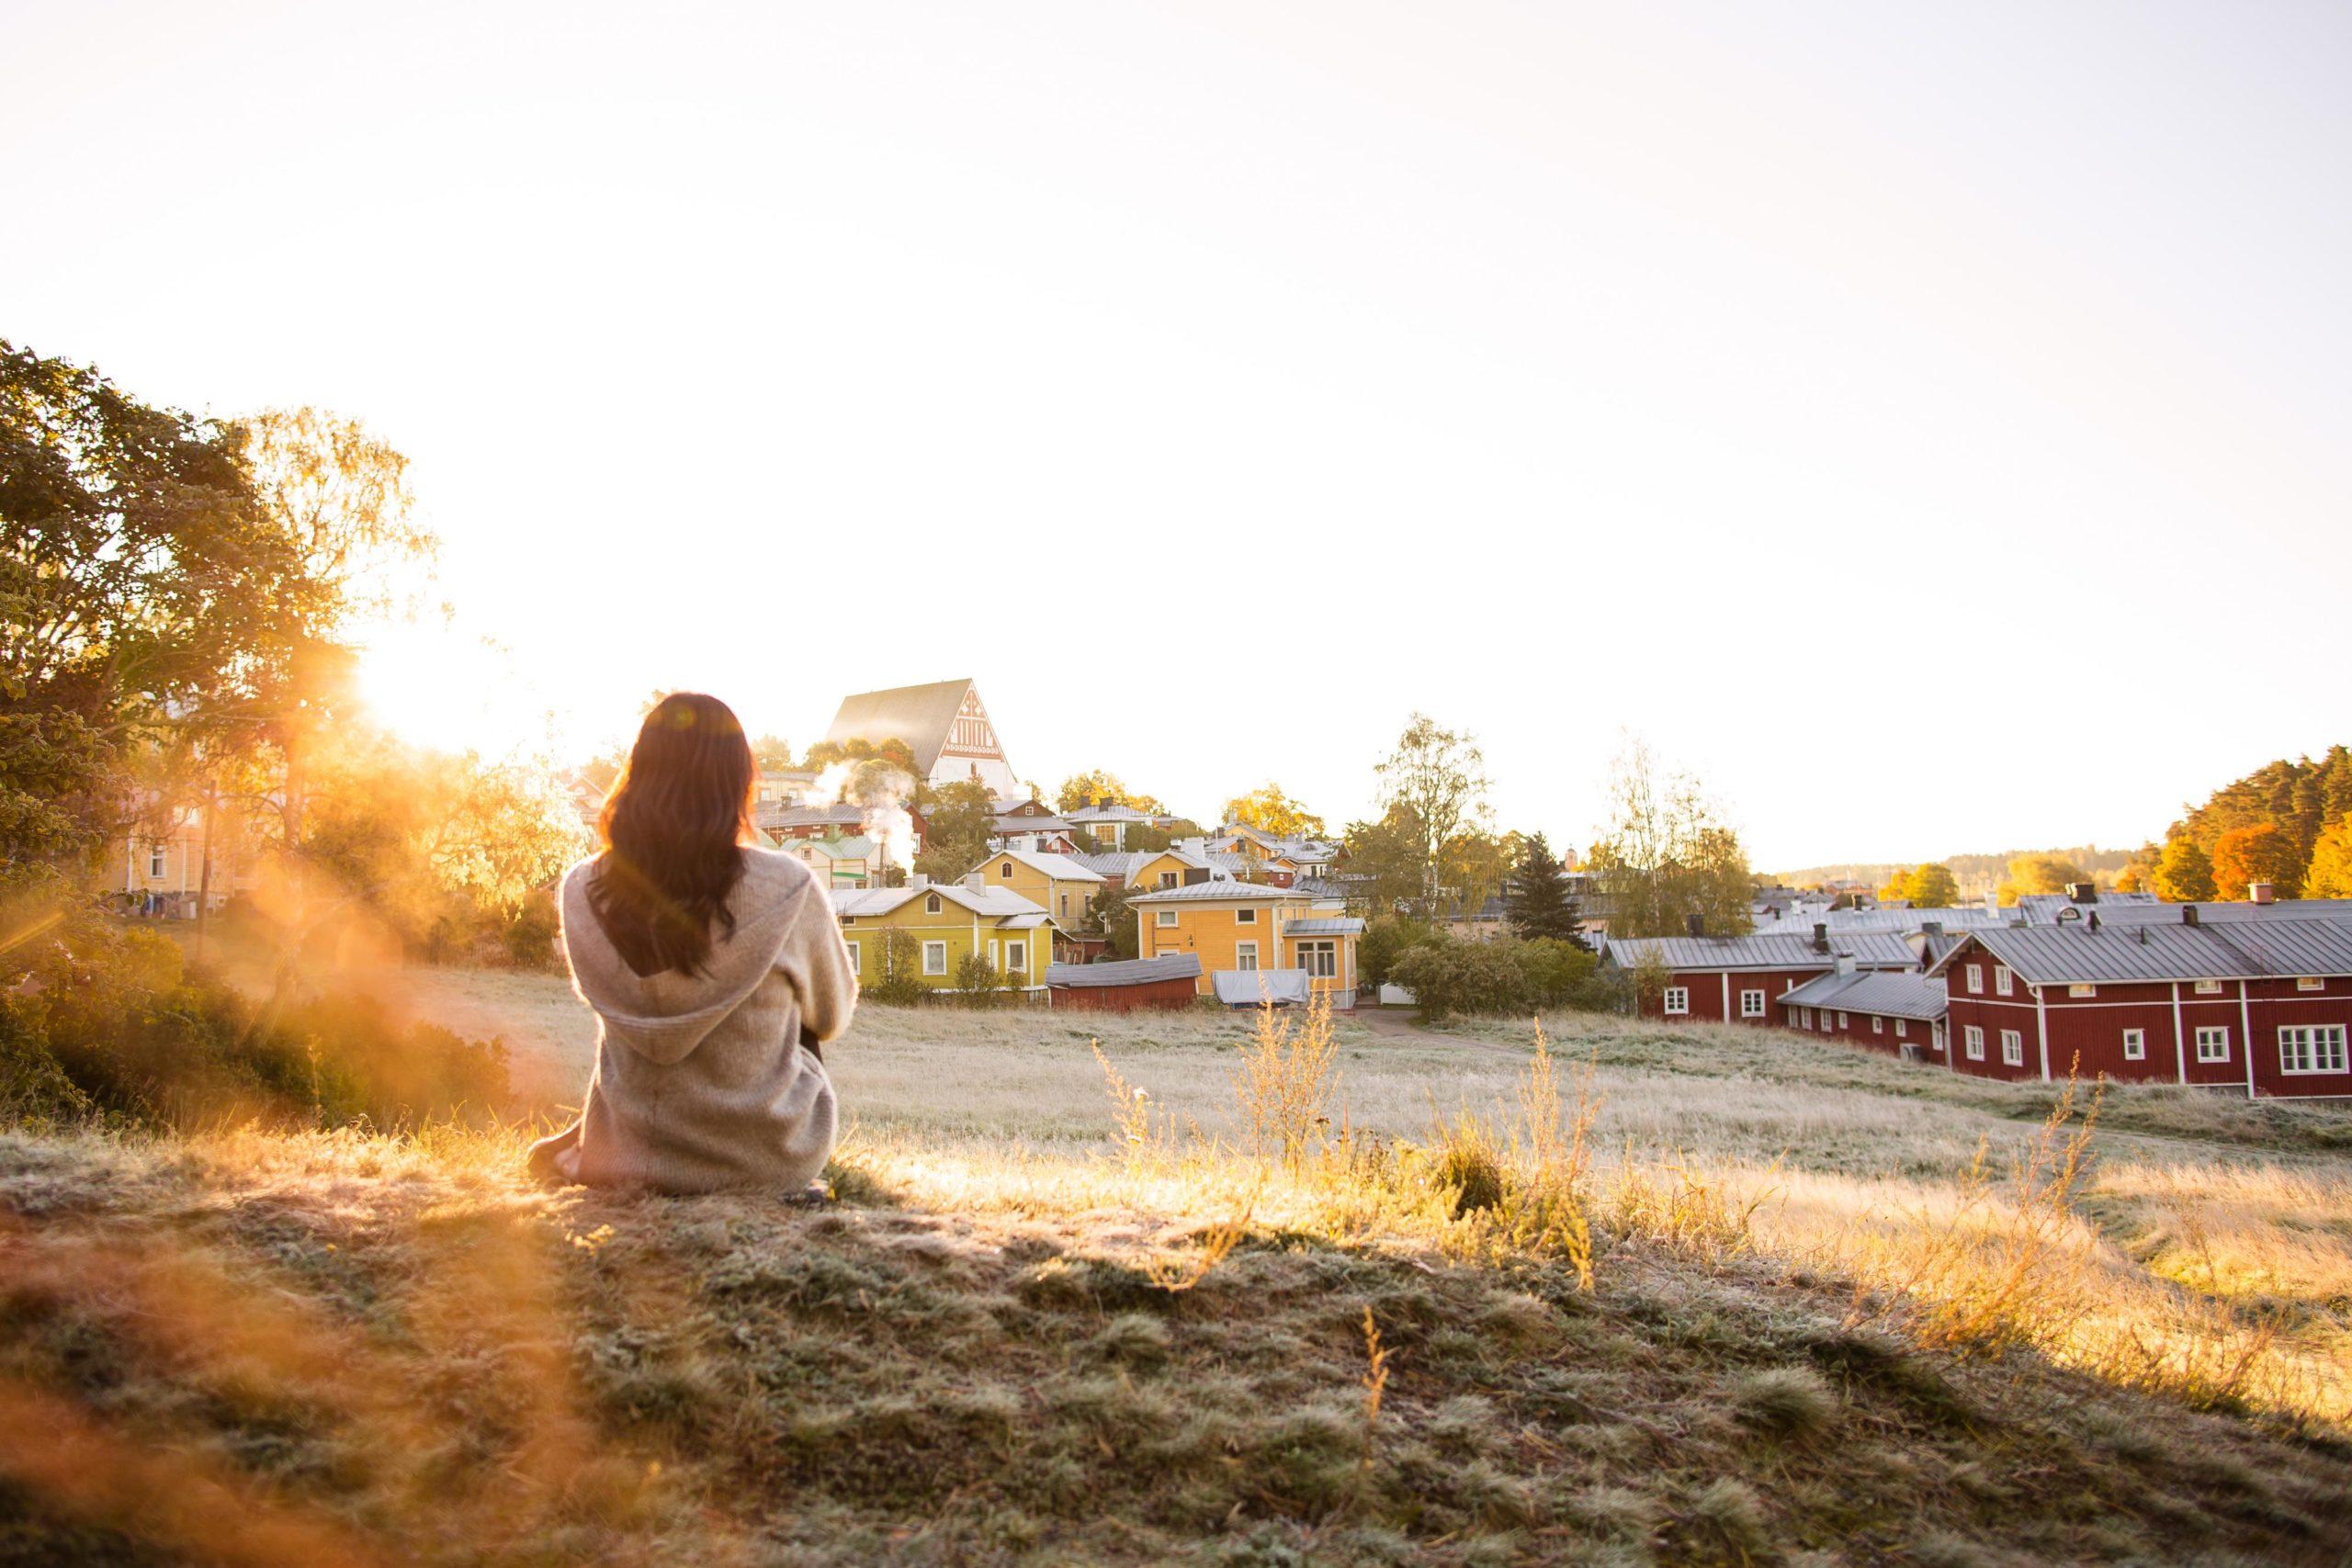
[1231,993,1340,1172]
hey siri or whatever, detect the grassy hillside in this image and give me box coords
[5,985,2352,1563]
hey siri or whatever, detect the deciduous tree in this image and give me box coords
[2211,821,2301,900]
[912,779,996,883]
[1220,783,1326,840]
[1586,738,1753,939]
[2153,837,2217,902]
[1373,713,1490,910]
[2302,818,2352,899]
[1055,770,1163,814]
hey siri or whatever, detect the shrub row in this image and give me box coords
[1385,931,1623,1021]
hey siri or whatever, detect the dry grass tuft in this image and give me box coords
[1732,1365,1838,1438]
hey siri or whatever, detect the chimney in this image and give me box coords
[1920,920,1944,940]
[2087,910,2101,932]
[910,873,931,889]
[1812,921,1828,953]
[2066,882,2097,905]
[2249,881,2276,906]
[1685,912,1704,939]
[1833,954,1855,976]
[2181,904,2199,927]
[963,873,986,890]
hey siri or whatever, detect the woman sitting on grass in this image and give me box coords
[529,692,855,1193]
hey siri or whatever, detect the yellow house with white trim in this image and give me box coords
[966,848,1104,929]
[1127,882,1362,1007]
[833,875,1054,995]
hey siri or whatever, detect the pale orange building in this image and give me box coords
[1126,881,1362,1008]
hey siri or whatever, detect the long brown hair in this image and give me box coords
[588,692,757,976]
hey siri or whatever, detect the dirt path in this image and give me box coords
[1351,1005,1531,1061]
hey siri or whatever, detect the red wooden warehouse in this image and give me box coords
[1928,910,2352,1099]
[1046,953,1204,1014]
[1604,926,1918,1028]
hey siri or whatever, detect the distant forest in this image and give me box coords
[1771,744,2352,903]
[1771,848,2133,899]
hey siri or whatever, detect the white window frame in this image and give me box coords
[2296,977,2324,993]
[1000,860,1015,880]
[1234,941,1259,972]
[1156,908,1178,928]
[2000,1029,2024,1066]
[1298,940,1339,979]
[2196,1026,2230,1064]
[1004,941,1027,974]
[2278,1024,2347,1076]
[840,915,857,926]
[1739,988,1765,1019]
[1796,1007,1811,1029]
[1965,965,1984,995]
[1994,966,2013,998]
[2068,983,2097,998]
[844,939,861,972]
[1235,907,1257,925]
[1157,872,1178,889]
[1661,986,1690,1016]
[1836,1010,1849,1030]
[925,894,943,914]
[1871,1015,1883,1034]
[1964,1025,1984,1060]
[1819,1010,1832,1032]
[2195,979,2223,996]
[1894,1019,1908,1038]
[2121,1027,2144,1061]
[148,844,169,879]
[922,941,948,976]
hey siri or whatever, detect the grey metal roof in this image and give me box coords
[1046,953,1204,988]
[833,882,1049,920]
[1129,880,1313,905]
[1779,969,1949,1021]
[1284,917,1364,936]
[2035,897,2352,927]
[967,849,1104,883]
[2012,890,2161,922]
[1210,969,1313,1006]
[1927,917,2352,986]
[758,803,867,830]
[1602,931,1917,973]
[1755,905,2008,935]
[1065,803,1158,823]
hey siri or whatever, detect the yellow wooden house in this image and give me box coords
[832,875,1055,996]
[965,849,1105,942]
[1126,881,1363,1008]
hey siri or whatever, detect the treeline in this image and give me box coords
[2,339,585,974]
[2120,747,2352,901]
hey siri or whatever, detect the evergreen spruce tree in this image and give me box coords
[1504,832,1583,942]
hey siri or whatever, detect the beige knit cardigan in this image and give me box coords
[529,846,857,1192]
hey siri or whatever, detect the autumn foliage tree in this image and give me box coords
[2152,837,2217,902]
[1587,737,1752,939]
[2303,818,2352,899]
[1220,783,1326,840]
[2210,821,2302,900]
[1878,863,1961,908]
[1054,770,1163,814]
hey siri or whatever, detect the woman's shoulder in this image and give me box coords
[737,845,820,905]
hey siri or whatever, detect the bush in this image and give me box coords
[866,928,927,1006]
[1387,935,1611,1021]
[1,920,508,1132]
[1358,915,1442,988]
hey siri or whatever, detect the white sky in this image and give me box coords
[6,1,2349,868]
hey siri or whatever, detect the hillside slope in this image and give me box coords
[6,1111,2351,1566]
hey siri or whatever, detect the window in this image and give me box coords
[2195,979,2223,996]
[1236,907,1257,925]
[1871,1016,1883,1034]
[1895,1019,1908,1038]
[844,940,861,972]
[1235,942,1259,972]
[2196,1026,2230,1064]
[925,894,943,914]
[1156,909,1178,928]
[1005,942,1027,974]
[2069,984,2097,998]
[1298,940,1339,979]
[2000,1029,2024,1066]
[1058,894,1069,916]
[148,845,168,879]
[2296,977,2325,993]
[1965,965,1984,995]
[1994,966,2013,997]
[2121,1028,2144,1061]
[2279,1024,2347,1075]
[1158,873,1178,889]
[1819,1010,1833,1033]
[1964,1025,1984,1060]
[1837,1010,1849,1029]
[1740,988,1765,1019]
[840,916,857,926]
[1661,987,1690,1016]
[1000,861,1014,880]
[1796,1007,1811,1030]
[922,942,947,976]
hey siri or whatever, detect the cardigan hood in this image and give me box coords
[560,849,819,1066]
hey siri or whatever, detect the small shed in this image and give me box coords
[1046,953,1204,1013]
[1209,968,1313,1009]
